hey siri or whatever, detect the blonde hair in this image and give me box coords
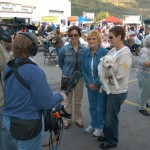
[87,30,102,44]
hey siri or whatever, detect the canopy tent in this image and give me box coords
[105,16,122,24]
[144,19,150,24]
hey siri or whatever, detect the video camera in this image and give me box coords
[44,71,81,148]
[0,17,37,43]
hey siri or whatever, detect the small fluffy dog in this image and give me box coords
[98,55,119,94]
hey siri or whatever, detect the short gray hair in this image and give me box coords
[143,34,150,47]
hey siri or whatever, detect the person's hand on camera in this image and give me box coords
[60,92,67,101]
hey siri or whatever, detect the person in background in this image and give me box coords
[56,24,60,30]
[0,39,17,150]
[52,29,64,55]
[97,24,101,33]
[79,33,89,47]
[90,24,94,30]
[47,24,52,33]
[136,34,150,116]
[58,26,86,129]
[61,34,67,44]
[64,38,70,45]
[81,30,108,137]
[51,22,55,31]
[98,26,132,149]
[2,32,66,150]
[144,26,150,37]
[101,35,110,49]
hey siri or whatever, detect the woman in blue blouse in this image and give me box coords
[59,26,87,129]
[81,30,108,137]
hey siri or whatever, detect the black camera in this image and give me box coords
[0,17,37,43]
[0,26,14,43]
[13,17,26,24]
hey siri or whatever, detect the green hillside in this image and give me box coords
[71,0,150,20]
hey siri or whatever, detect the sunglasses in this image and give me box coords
[109,36,113,39]
[69,34,79,38]
[87,38,97,41]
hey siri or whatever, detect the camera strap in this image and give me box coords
[4,58,37,90]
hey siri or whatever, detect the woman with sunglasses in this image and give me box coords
[58,26,87,129]
[81,30,108,137]
[98,26,133,149]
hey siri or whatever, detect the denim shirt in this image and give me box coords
[81,46,108,88]
[58,42,87,78]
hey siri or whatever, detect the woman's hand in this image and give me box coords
[60,91,67,101]
[89,83,98,91]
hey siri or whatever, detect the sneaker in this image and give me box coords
[139,110,150,116]
[146,103,150,108]
[92,129,103,137]
[84,126,94,134]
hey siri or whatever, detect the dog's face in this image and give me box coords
[100,55,114,69]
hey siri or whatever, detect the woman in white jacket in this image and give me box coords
[98,26,133,149]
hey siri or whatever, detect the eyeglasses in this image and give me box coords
[87,38,97,41]
[69,34,79,38]
[109,36,113,39]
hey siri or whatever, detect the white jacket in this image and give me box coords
[106,46,133,94]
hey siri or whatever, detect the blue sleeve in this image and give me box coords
[81,51,92,87]
[93,77,101,88]
[93,48,108,87]
[30,68,63,110]
[104,48,108,55]
[58,46,65,70]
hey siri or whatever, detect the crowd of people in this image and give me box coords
[36,22,150,57]
[0,21,150,150]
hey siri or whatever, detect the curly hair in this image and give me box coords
[143,34,150,47]
[87,30,102,44]
[68,26,82,37]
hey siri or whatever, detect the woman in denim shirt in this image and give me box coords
[59,26,87,129]
[81,30,108,137]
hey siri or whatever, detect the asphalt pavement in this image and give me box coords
[34,52,150,150]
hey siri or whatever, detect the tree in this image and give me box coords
[95,11,110,22]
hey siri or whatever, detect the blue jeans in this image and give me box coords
[56,47,62,56]
[87,88,103,129]
[0,107,17,150]
[3,116,43,150]
[102,91,127,145]
[137,72,150,110]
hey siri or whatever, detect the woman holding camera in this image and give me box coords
[2,32,66,150]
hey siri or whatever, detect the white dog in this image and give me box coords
[98,55,119,94]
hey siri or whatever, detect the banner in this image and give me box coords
[123,15,142,24]
[68,16,78,22]
[83,12,94,21]
[42,16,58,23]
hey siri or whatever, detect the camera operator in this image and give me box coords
[2,32,66,150]
[0,40,17,150]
